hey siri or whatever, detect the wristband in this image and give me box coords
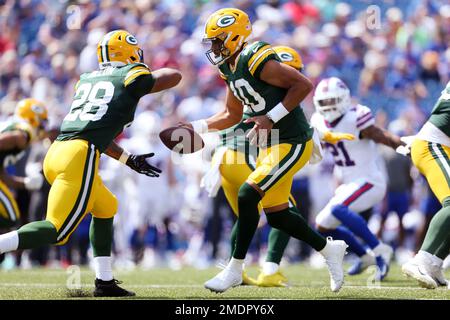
[266,102,289,123]
[119,150,130,164]
[190,119,209,134]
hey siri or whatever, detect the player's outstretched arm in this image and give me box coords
[105,141,162,177]
[0,131,28,151]
[360,125,405,150]
[150,68,182,94]
[0,170,43,191]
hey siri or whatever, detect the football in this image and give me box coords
[159,125,205,154]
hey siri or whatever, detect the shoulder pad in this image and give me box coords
[355,105,374,130]
[123,63,152,87]
[244,41,277,76]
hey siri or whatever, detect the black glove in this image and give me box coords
[126,153,162,177]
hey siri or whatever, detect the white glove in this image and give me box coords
[200,147,227,198]
[309,128,324,165]
[200,167,222,198]
[24,174,44,191]
[396,135,416,157]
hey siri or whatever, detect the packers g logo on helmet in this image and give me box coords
[125,34,138,45]
[273,46,304,71]
[278,52,294,62]
[217,15,236,27]
[97,30,143,69]
[31,104,46,116]
[15,98,48,129]
[203,8,252,65]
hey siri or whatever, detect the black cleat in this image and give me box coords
[93,279,135,297]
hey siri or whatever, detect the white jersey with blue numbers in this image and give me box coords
[310,104,386,185]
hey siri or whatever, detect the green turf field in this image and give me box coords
[0,264,448,300]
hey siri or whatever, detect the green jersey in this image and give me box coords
[57,63,155,152]
[220,120,253,152]
[0,120,33,169]
[429,81,450,137]
[218,41,313,151]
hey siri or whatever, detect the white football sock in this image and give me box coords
[263,262,279,275]
[0,231,19,254]
[228,258,244,273]
[94,256,113,281]
[372,243,384,257]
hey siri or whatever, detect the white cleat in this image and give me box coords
[320,237,348,292]
[204,267,242,293]
[419,258,448,287]
[402,260,438,289]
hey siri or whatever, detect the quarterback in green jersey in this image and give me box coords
[180,8,348,293]
[402,81,450,289]
[0,30,181,297]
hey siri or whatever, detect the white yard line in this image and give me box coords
[0,283,440,291]
[0,283,203,288]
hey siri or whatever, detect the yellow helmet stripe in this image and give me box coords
[124,69,151,87]
[249,48,276,75]
[101,31,116,63]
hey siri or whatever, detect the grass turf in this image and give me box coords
[0,264,448,300]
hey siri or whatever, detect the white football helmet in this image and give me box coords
[313,77,351,122]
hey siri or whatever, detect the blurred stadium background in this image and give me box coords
[0,0,449,279]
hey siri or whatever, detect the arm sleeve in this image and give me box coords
[124,64,155,99]
[355,105,375,130]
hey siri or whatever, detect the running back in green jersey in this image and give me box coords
[429,81,450,137]
[0,120,34,168]
[218,41,313,148]
[57,63,155,152]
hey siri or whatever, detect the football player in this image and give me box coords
[0,99,47,232]
[311,77,404,281]
[402,81,450,289]
[180,8,348,293]
[202,45,354,287]
[0,30,181,297]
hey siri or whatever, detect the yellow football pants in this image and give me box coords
[412,139,450,203]
[43,139,118,245]
[217,142,309,214]
[0,180,20,227]
[249,140,312,209]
